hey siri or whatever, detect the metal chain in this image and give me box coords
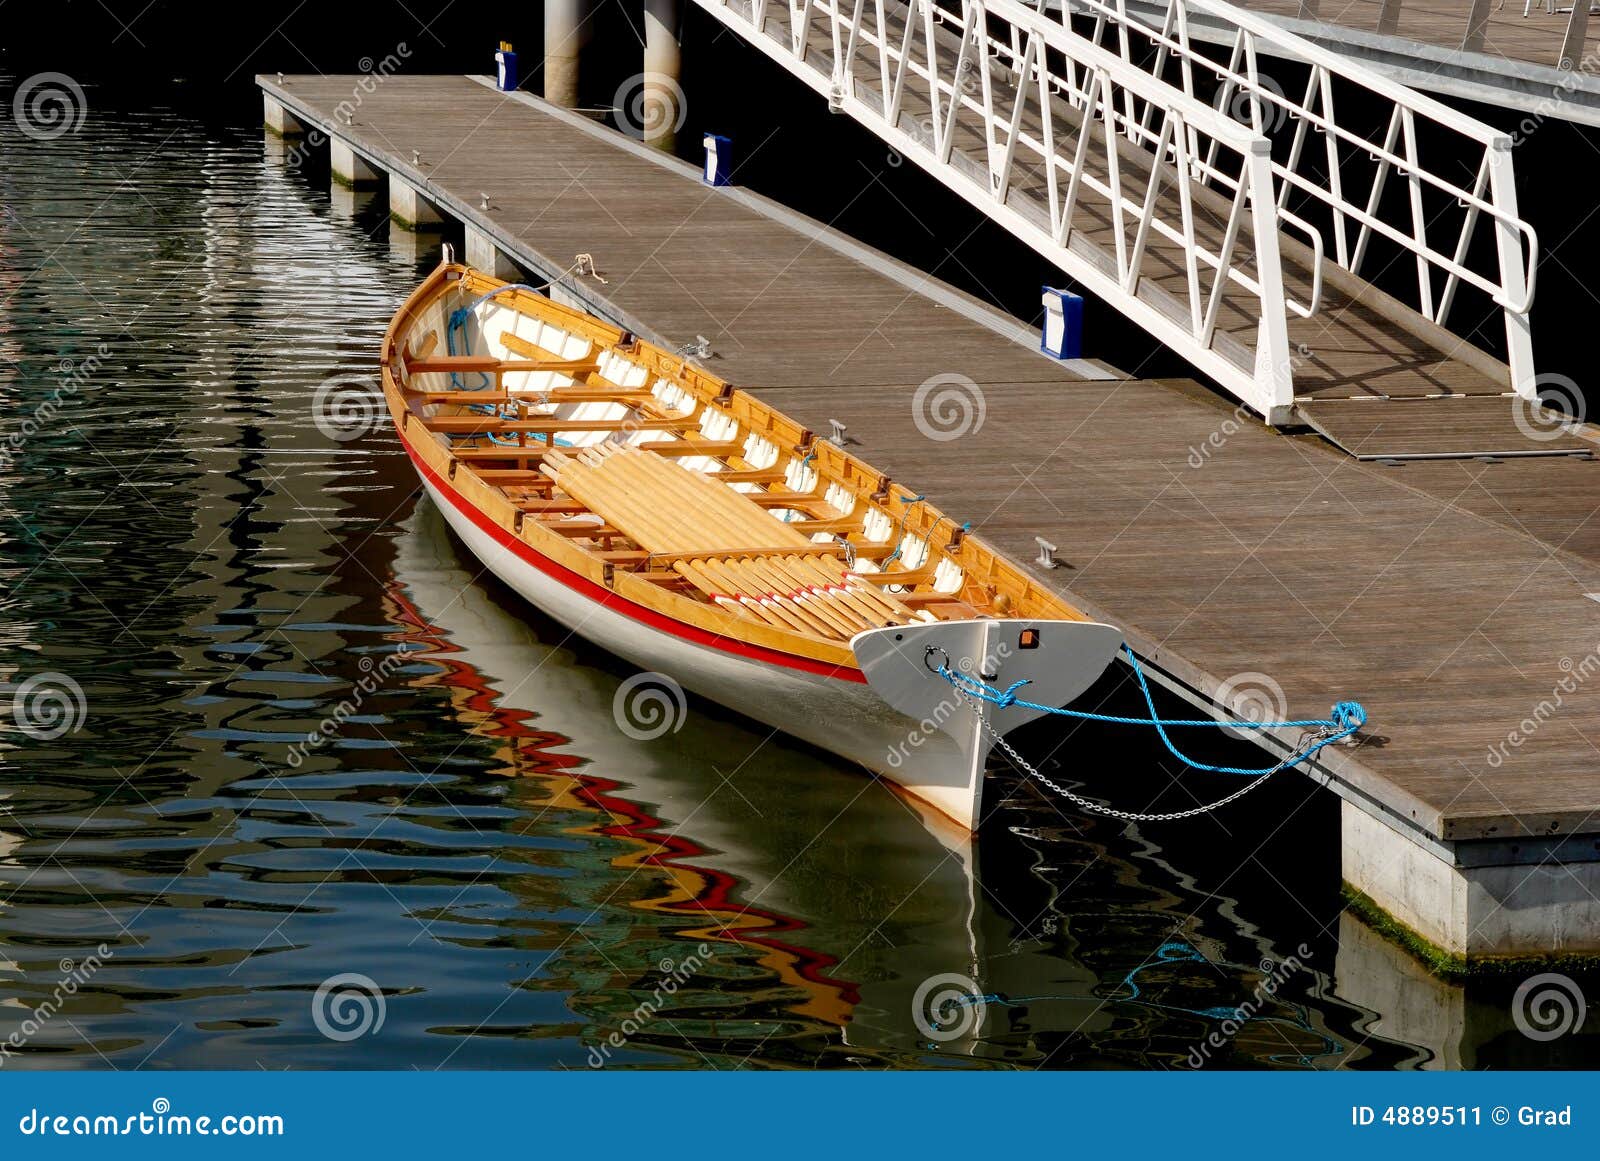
[955,687,1335,823]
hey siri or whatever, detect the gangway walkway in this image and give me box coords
[692,0,1586,459]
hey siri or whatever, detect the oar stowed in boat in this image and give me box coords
[540,444,912,636]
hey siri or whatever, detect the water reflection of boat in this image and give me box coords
[388,499,1000,1060]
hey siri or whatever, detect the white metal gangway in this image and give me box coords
[690,0,1538,423]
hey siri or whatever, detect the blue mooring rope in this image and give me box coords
[446,284,577,448]
[938,644,1365,777]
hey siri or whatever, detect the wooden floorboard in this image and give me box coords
[262,74,1600,844]
[1298,396,1597,459]
[1238,0,1600,75]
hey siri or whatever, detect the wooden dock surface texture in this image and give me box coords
[262,74,1600,846]
[1237,0,1600,75]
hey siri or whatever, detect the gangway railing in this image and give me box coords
[689,0,1537,422]
[1068,0,1537,395]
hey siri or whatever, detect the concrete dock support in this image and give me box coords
[1342,801,1600,962]
[643,0,682,151]
[545,0,583,108]
[263,94,307,137]
[465,225,522,282]
[389,176,444,231]
[330,138,380,188]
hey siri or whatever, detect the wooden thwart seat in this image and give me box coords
[540,444,918,638]
[416,388,656,406]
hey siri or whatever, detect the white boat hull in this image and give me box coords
[415,453,1124,831]
[419,475,991,827]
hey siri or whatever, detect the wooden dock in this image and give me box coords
[1109,0,1600,127]
[260,74,1600,961]
[1238,0,1598,73]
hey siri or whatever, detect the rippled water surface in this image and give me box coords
[0,86,1574,1071]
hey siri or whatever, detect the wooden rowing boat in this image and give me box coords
[381,258,1123,830]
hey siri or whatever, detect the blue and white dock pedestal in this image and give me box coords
[703,134,732,186]
[1040,285,1083,360]
[496,46,519,92]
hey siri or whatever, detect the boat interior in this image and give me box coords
[386,265,1086,647]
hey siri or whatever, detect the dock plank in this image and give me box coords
[1298,396,1596,459]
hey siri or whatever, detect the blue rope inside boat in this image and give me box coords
[938,644,1365,777]
[446,284,576,448]
[446,283,547,390]
[882,492,925,566]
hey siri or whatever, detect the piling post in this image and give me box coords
[330,138,380,189]
[389,176,445,232]
[1560,0,1592,71]
[644,0,683,151]
[1461,0,1492,53]
[466,225,524,282]
[263,94,307,137]
[545,0,584,107]
[1375,0,1401,36]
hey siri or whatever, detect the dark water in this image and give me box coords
[0,86,1585,1072]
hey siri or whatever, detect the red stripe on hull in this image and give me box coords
[400,434,869,684]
